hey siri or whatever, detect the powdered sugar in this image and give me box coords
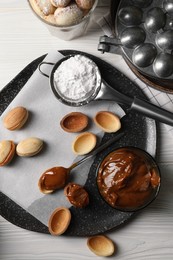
[51,0,71,7]
[53,55,101,102]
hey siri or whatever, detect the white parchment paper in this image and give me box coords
[0,50,125,226]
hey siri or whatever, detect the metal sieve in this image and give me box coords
[39,54,173,126]
[39,55,102,107]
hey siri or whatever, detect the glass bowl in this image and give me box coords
[28,0,98,40]
[96,146,161,212]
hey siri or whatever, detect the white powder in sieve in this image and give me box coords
[54,55,100,101]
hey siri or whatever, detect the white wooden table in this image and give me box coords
[0,1,173,259]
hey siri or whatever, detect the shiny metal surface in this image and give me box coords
[132,43,157,68]
[120,27,146,48]
[99,0,173,80]
[117,0,173,80]
[163,0,173,14]
[118,6,143,26]
[156,30,173,50]
[153,53,173,78]
[144,7,166,32]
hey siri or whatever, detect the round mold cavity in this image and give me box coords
[130,0,153,8]
[145,7,166,33]
[153,53,173,78]
[132,43,157,68]
[163,0,173,15]
[120,27,146,49]
[118,6,143,26]
[156,30,173,51]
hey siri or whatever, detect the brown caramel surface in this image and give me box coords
[39,167,69,192]
[97,147,160,210]
[64,183,89,208]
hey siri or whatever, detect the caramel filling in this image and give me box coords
[97,148,160,210]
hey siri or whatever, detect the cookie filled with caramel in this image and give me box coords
[97,147,160,211]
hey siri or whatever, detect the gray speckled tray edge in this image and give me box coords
[0,50,158,236]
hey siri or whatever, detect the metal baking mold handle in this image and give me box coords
[98,35,122,54]
[38,62,55,78]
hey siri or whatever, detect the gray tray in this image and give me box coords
[0,50,157,236]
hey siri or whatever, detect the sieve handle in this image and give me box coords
[131,97,173,126]
[38,62,55,78]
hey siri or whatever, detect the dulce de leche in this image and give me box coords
[38,167,69,193]
[97,147,160,211]
[64,183,89,208]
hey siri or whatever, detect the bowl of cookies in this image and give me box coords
[28,0,98,40]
